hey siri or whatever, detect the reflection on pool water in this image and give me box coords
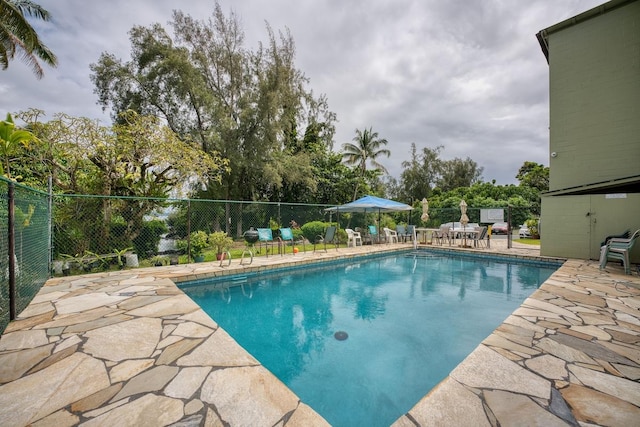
[182,252,559,427]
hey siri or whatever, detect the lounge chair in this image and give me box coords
[257,228,278,257]
[599,229,640,275]
[345,228,363,247]
[279,227,305,255]
[383,227,398,244]
[314,225,339,252]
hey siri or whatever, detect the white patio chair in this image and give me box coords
[383,227,398,244]
[345,228,363,247]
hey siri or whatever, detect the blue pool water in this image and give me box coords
[183,252,559,426]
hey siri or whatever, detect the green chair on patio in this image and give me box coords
[279,227,305,255]
[368,225,381,244]
[257,228,278,257]
[599,229,640,275]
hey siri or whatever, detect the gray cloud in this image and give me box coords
[1,0,603,184]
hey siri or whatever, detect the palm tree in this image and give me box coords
[0,0,57,78]
[342,127,390,200]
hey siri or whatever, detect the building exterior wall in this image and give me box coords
[541,1,640,262]
[541,193,640,262]
[547,1,640,191]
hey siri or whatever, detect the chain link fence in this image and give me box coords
[51,195,338,273]
[0,178,51,333]
[1,179,539,333]
[418,206,536,233]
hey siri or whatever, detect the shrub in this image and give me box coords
[301,221,327,243]
[177,230,210,257]
[525,218,540,238]
[208,231,234,254]
[133,219,169,258]
[301,221,344,244]
[292,227,305,241]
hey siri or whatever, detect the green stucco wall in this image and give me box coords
[541,1,640,265]
[547,1,640,191]
[541,193,640,262]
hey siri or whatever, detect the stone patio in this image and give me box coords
[0,239,638,426]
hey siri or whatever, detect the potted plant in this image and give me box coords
[180,230,209,262]
[209,231,234,260]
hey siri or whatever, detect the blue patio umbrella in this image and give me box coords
[325,195,414,214]
[325,196,414,239]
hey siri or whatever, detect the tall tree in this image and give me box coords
[90,2,334,204]
[437,157,483,191]
[0,0,57,78]
[516,161,549,192]
[342,127,390,200]
[398,143,443,201]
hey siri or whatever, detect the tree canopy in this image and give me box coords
[516,161,549,192]
[0,0,57,78]
[90,2,335,203]
[396,143,483,201]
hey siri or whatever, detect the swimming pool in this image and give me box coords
[182,251,560,426]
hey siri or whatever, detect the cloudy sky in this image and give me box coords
[1,0,604,185]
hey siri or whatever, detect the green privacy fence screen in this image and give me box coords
[0,178,51,333]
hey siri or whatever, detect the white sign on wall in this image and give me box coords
[480,209,504,223]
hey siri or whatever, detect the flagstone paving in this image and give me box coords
[0,239,638,426]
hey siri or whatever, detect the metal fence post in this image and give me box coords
[507,205,512,249]
[48,176,53,277]
[8,182,16,320]
[186,199,192,260]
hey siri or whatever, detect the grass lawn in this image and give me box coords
[514,238,540,246]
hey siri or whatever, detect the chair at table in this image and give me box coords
[279,227,305,255]
[434,225,451,246]
[345,228,363,247]
[257,228,278,257]
[314,225,339,252]
[405,225,416,243]
[599,228,640,275]
[473,226,488,248]
[383,227,398,244]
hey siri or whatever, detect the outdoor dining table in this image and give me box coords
[414,227,440,245]
[450,227,481,247]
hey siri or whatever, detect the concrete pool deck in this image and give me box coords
[0,239,638,426]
